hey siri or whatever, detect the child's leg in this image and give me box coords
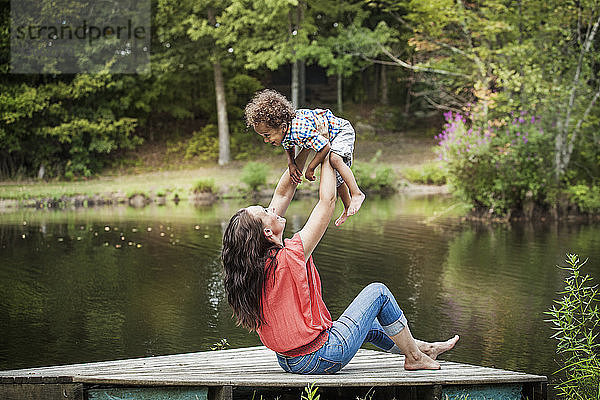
[330,153,365,216]
[335,183,351,226]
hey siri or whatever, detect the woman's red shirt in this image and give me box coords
[257,233,332,356]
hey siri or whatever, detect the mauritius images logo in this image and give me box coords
[10,0,151,74]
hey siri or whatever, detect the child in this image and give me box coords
[245,89,365,226]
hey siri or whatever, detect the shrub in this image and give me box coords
[546,254,600,399]
[436,110,554,215]
[566,184,600,214]
[352,162,396,194]
[192,178,217,194]
[185,124,219,161]
[403,162,447,185]
[241,162,270,192]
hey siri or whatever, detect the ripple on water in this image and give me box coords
[1,204,600,387]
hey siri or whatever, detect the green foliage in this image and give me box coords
[192,179,217,194]
[403,162,447,185]
[185,125,219,161]
[546,254,600,399]
[0,74,143,179]
[361,0,600,188]
[352,162,396,194]
[226,74,264,160]
[566,185,600,214]
[241,162,270,192]
[437,111,554,215]
[301,383,320,400]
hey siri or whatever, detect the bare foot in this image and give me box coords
[335,209,349,226]
[403,351,441,371]
[347,191,366,216]
[416,335,459,361]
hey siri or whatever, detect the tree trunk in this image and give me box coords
[213,60,230,166]
[555,14,600,181]
[337,73,343,113]
[299,60,306,107]
[208,7,230,166]
[361,69,368,104]
[372,64,379,101]
[404,68,413,115]
[380,64,388,105]
[291,61,299,108]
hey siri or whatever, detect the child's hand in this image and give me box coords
[316,119,329,139]
[305,167,316,182]
[288,164,303,185]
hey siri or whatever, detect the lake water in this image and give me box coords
[1,194,599,395]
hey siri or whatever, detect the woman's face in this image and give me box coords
[246,205,286,245]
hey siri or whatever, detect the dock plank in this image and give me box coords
[0,346,546,389]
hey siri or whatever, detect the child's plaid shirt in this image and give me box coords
[281,109,343,152]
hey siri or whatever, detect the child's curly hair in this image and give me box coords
[245,89,296,129]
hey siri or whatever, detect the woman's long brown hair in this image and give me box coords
[221,209,281,331]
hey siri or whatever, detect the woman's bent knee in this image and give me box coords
[365,282,389,294]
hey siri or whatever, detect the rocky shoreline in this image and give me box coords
[0,183,450,211]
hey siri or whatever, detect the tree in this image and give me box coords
[366,0,600,181]
[184,0,234,165]
[219,0,313,107]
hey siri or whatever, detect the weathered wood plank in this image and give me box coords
[0,346,547,393]
[0,383,83,400]
[208,385,232,400]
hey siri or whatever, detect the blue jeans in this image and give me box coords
[276,282,408,374]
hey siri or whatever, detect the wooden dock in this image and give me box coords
[0,346,547,400]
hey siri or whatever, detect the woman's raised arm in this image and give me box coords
[298,155,336,260]
[268,149,311,217]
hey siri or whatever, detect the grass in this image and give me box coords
[401,161,447,185]
[0,162,285,201]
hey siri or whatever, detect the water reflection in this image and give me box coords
[0,196,599,398]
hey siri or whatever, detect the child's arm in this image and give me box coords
[305,141,331,181]
[286,147,303,185]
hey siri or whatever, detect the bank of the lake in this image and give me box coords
[0,129,446,209]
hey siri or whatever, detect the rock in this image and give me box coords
[190,192,217,206]
[129,193,149,208]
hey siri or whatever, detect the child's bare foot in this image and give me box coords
[403,351,441,371]
[335,209,349,226]
[416,335,459,360]
[347,191,366,216]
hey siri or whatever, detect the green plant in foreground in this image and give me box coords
[241,162,270,192]
[301,383,320,400]
[210,338,230,351]
[546,254,600,399]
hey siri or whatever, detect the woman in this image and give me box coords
[222,153,459,374]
